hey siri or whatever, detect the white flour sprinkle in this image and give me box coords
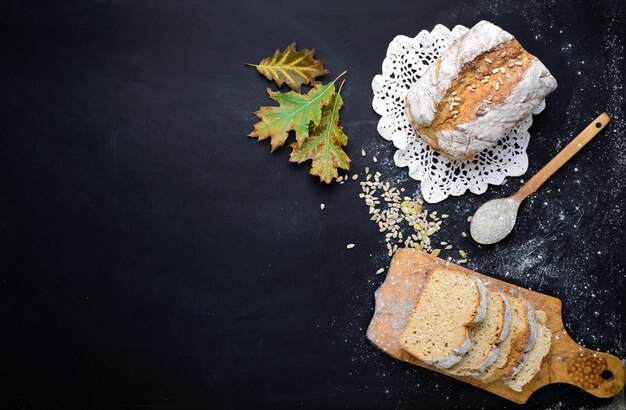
[470,198,520,244]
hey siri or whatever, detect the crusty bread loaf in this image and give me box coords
[399,269,485,368]
[479,296,532,382]
[448,291,506,376]
[405,20,557,161]
[505,310,551,391]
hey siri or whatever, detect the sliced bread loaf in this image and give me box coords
[505,310,551,391]
[478,295,531,383]
[399,268,485,369]
[448,291,507,376]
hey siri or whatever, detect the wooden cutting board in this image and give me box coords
[366,249,625,404]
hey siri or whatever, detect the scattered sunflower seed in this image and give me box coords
[320,203,325,210]
[361,148,366,157]
[346,243,355,249]
[376,268,385,275]
[356,169,457,261]
[373,156,378,163]
[459,250,467,259]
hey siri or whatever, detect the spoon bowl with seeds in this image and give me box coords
[470,113,610,245]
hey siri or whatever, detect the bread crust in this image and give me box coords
[479,295,530,383]
[505,310,552,391]
[500,298,533,378]
[405,20,557,161]
[449,291,507,375]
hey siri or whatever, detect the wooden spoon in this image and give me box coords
[470,113,611,245]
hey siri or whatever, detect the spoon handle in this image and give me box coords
[512,113,610,202]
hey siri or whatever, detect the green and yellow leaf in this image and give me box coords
[247,43,329,92]
[289,81,350,183]
[249,82,335,150]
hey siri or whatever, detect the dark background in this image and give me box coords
[1,0,624,409]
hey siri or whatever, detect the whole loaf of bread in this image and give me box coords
[405,21,557,161]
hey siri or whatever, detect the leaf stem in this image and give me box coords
[337,79,346,95]
[333,70,348,83]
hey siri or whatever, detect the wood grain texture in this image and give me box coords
[513,113,611,202]
[366,249,625,404]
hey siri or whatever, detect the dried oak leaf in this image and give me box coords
[249,82,335,150]
[289,81,350,183]
[247,43,329,92]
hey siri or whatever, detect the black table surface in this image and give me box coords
[1,1,624,409]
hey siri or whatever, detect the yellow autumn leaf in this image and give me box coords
[246,43,329,92]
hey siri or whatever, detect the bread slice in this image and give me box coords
[399,268,486,368]
[448,291,507,376]
[509,303,538,378]
[505,310,551,391]
[478,295,531,382]
[505,300,537,378]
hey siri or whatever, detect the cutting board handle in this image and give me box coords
[549,329,625,398]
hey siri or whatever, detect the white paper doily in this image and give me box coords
[372,24,545,203]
